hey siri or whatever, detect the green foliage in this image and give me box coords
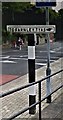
[58,9,63,18]
[2,2,33,12]
[2,2,63,41]
[2,2,45,13]
[35,8,45,14]
[49,8,59,21]
[7,32,16,43]
[2,29,16,43]
[2,2,63,18]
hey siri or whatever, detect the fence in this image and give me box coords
[0,69,63,120]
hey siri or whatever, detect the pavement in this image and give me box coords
[32,92,63,120]
[0,57,63,120]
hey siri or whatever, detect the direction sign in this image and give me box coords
[36,0,56,7]
[7,25,56,34]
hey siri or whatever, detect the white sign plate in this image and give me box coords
[7,25,56,34]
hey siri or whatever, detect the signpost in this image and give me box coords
[35,0,56,103]
[7,25,56,34]
[46,7,51,103]
[6,0,56,117]
[7,23,56,114]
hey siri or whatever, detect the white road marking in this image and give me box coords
[36,56,59,59]
[53,47,62,51]
[39,50,57,53]
[39,51,47,53]
[20,55,28,57]
[0,60,17,63]
[9,57,21,60]
[36,59,55,62]
[9,57,27,60]
[39,50,62,54]
[50,50,55,53]
[20,56,23,57]
[50,51,62,54]
[0,56,10,59]
[35,63,46,66]
[0,54,59,65]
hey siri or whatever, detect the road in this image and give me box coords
[0,41,63,85]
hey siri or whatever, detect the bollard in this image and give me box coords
[20,45,21,50]
[28,34,36,114]
[46,67,51,103]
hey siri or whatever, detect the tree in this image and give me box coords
[2,2,34,12]
[2,2,35,23]
[49,8,59,23]
[58,9,63,40]
[2,2,63,43]
[58,9,63,22]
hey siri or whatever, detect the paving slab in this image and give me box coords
[0,57,63,120]
[31,93,63,119]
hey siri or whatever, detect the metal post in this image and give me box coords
[28,34,36,114]
[39,82,41,120]
[34,33,37,46]
[46,7,51,103]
